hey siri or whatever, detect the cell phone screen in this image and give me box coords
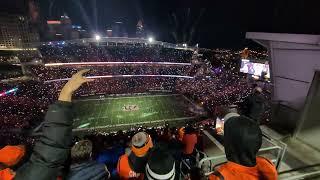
[216,117,225,135]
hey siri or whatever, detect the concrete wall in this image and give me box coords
[271,42,320,109]
[246,33,320,133]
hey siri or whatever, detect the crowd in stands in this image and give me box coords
[176,72,251,111]
[0,44,275,179]
[246,50,268,61]
[0,44,272,135]
[0,57,19,64]
[28,65,191,81]
[38,44,193,63]
[0,64,24,80]
[0,70,276,179]
[0,50,41,63]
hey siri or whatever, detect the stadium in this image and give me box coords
[0,36,276,172]
[2,0,320,178]
[0,37,275,178]
[1,35,320,179]
[1,37,247,134]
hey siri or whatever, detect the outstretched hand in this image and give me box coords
[62,69,93,94]
[59,69,94,102]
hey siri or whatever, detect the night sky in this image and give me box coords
[1,0,320,49]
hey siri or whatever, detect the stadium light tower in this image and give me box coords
[95,34,101,41]
[148,37,154,43]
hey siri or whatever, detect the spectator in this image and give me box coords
[209,115,277,180]
[145,147,176,180]
[117,132,153,179]
[182,126,197,156]
[96,139,125,177]
[178,127,185,142]
[67,140,110,180]
[15,69,93,180]
[0,145,25,180]
[242,87,265,124]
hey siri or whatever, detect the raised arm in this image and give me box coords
[15,70,93,180]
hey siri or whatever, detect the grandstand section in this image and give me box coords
[37,43,194,63]
[72,94,197,132]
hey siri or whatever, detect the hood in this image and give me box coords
[253,93,265,104]
[223,116,262,167]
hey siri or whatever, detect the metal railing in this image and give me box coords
[179,149,208,179]
[180,130,288,177]
[278,163,320,180]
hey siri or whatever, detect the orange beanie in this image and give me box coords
[0,145,25,167]
[131,132,153,157]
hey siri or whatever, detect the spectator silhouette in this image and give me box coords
[209,115,277,180]
[67,140,110,180]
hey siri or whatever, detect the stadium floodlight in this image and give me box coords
[95,34,101,41]
[148,37,154,43]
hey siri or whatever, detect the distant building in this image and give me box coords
[47,13,80,41]
[47,20,62,40]
[106,27,112,37]
[136,20,145,38]
[70,25,81,39]
[71,25,90,39]
[60,14,72,40]
[112,21,126,37]
[0,13,39,48]
[79,29,89,39]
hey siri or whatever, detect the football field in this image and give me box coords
[72,94,196,131]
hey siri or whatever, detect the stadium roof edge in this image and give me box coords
[246,32,320,47]
[32,37,199,51]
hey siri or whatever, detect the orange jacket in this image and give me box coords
[117,154,143,180]
[0,145,25,167]
[0,168,15,180]
[0,145,25,180]
[209,157,277,180]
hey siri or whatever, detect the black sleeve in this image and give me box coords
[15,101,73,180]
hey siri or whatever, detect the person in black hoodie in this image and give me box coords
[15,69,93,180]
[209,112,277,180]
[242,87,266,124]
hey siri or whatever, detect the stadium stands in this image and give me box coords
[0,39,277,179]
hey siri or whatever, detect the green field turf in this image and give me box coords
[72,94,196,131]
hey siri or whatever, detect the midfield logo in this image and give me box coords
[122,105,140,111]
